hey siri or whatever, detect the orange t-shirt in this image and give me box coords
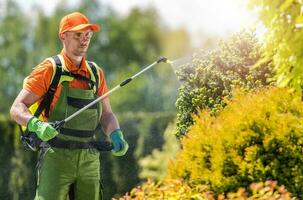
[23,50,108,117]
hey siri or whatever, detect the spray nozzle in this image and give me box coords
[157,56,170,63]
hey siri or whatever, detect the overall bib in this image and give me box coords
[35,81,102,200]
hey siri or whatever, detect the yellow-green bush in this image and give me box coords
[169,87,303,198]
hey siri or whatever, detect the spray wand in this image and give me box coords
[53,56,170,130]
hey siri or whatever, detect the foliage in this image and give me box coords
[118,179,295,200]
[91,7,161,73]
[0,116,36,200]
[118,179,213,200]
[248,0,303,93]
[138,122,180,181]
[169,87,303,198]
[175,31,274,137]
[0,0,30,113]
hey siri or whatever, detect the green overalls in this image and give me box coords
[35,57,103,200]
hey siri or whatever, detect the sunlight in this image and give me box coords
[104,0,256,36]
[19,0,258,36]
[193,0,256,34]
[21,0,258,39]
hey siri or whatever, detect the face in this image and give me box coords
[61,30,93,57]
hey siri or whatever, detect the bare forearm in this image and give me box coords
[10,102,33,126]
[10,89,39,126]
[101,113,120,136]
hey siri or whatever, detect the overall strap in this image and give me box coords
[20,55,63,152]
[87,61,99,92]
[35,55,62,118]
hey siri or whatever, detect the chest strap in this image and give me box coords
[67,96,98,109]
[62,71,96,89]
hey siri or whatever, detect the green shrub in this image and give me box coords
[169,87,303,198]
[175,31,274,137]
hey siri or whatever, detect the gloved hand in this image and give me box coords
[110,129,129,156]
[27,117,59,141]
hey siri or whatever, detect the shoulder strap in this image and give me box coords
[34,55,62,118]
[87,61,99,93]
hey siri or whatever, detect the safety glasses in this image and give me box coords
[68,31,93,41]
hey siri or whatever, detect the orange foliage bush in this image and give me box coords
[118,179,294,199]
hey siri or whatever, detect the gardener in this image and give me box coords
[10,12,128,200]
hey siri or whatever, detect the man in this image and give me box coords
[10,12,128,200]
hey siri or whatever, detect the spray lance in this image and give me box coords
[53,56,170,129]
[23,56,171,152]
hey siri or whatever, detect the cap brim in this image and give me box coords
[69,24,100,32]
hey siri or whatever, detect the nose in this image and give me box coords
[80,36,90,43]
[80,32,93,41]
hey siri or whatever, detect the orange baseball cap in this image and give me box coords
[59,12,100,34]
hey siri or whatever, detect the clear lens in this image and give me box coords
[72,31,93,40]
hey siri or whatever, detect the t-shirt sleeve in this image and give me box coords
[23,59,53,97]
[97,67,108,97]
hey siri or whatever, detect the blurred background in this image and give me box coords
[0,0,267,199]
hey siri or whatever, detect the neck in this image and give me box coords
[65,49,83,67]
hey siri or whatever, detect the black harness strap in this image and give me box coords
[60,127,96,137]
[88,61,99,92]
[67,96,97,109]
[48,137,113,151]
[36,55,62,118]
[19,55,63,151]
[62,71,96,89]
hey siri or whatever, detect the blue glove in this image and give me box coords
[110,129,128,156]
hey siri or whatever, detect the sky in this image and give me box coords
[20,0,260,44]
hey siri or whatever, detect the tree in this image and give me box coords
[0,0,29,113]
[248,0,303,92]
[175,31,273,137]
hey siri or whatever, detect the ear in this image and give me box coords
[59,32,66,41]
